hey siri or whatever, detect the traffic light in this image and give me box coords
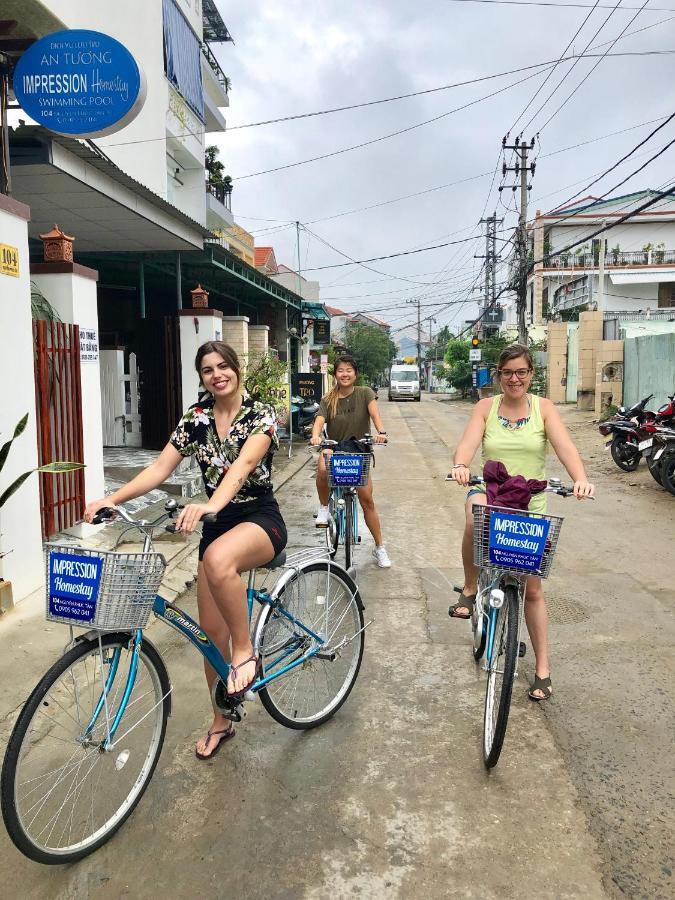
[471,336,480,348]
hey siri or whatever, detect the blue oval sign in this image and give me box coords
[13,30,146,138]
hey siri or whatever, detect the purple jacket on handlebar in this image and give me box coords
[483,460,548,511]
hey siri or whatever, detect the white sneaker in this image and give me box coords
[315,505,329,527]
[373,546,392,568]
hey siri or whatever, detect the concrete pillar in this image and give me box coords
[220,315,250,375]
[0,197,44,603]
[594,339,624,416]
[546,322,568,403]
[31,262,105,534]
[177,309,223,409]
[577,310,604,410]
[247,324,269,363]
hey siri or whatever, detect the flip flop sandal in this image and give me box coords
[448,592,477,619]
[528,675,553,702]
[195,724,236,760]
[227,654,262,699]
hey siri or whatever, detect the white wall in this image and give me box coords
[549,221,675,254]
[178,311,223,410]
[31,270,105,508]
[271,270,320,301]
[0,205,44,600]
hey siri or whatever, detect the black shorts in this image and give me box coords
[198,494,288,561]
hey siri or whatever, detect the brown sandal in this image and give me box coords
[528,675,553,702]
[227,654,262,698]
[195,724,235,760]
[448,592,477,619]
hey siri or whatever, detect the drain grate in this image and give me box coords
[546,594,590,625]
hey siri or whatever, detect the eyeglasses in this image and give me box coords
[499,368,532,380]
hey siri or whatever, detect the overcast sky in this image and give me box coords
[210,0,675,334]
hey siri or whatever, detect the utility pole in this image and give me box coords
[501,136,536,345]
[406,298,422,384]
[476,213,503,336]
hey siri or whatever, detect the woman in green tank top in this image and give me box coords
[449,345,594,701]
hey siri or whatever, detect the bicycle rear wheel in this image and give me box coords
[255,562,364,729]
[1,632,170,864]
[483,585,519,769]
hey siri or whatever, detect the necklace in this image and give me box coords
[498,395,531,430]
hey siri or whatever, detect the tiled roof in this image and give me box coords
[351,311,390,328]
[255,246,276,269]
[325,305,348,316]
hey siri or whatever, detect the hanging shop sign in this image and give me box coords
[291,373,323,404]
[313,319,331,345]
[13,30,147,138]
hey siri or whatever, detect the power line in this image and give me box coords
[448,0,674,9]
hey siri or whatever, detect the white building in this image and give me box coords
[527,192,675,324]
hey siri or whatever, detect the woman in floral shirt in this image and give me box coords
[85,341,286,760]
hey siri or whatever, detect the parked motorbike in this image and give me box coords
[598,394,655,471]
[599,392,675,473]
[291,395,319,438]
[655,433,675,496]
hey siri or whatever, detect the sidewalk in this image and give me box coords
[0,446,311,735]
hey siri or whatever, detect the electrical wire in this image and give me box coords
[448,0,674,10]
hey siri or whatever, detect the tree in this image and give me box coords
[344,323,397,384]
[444,338,472,397]
[426,324,453,362]
[205,145,225,185]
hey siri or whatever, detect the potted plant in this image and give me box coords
[642,242,653,264]
[611,244,621,264]
[574,245,588,267]
[654,242,665,264]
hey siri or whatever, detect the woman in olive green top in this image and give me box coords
[310,354,391,568]
[450,345,594,700]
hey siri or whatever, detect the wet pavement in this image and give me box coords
[0,395,672,898]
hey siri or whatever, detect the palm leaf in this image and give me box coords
[37,461,85,473]
[0,414,29,475]
[0,471,34,508]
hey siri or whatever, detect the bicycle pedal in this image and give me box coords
[518,642,527,658]
[357,536,362,544]
[243,690,256,702]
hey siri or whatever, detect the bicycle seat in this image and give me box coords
[262,550,286,570]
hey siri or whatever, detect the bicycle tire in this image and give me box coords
[344,495,354,570]
[1,632,170,865]
[483,585,519,769]
[472,571,490,662]
[325,495,339,557]
[255,561,364,729]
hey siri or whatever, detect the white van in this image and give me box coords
[388,363,421,402]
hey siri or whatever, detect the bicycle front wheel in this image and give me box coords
[255,562,364,729]
[1,632,170,865]
[483,585,519,769]
[325,495,339,558]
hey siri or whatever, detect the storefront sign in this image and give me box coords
[0,244,19,277]
[14,30,146,138]
[291,373,323,404]
[79,326,99,363]
[488,511,550,573]
[313,319,331,345]
[268,382,291,430]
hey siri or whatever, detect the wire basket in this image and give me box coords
[45,543,167,631]
[327,452,371,488]
[472,504,564,579]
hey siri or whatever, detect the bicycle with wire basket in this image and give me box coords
[314,435,380,571]
[1,501,368,865]
[446,474,588,768]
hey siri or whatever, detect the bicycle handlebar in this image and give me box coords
[445,473,595,499]
[91,502,218,533]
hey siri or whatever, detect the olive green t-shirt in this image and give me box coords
[318,386,376,441]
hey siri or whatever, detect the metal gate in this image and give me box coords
[33,320,86,537]
[136,317,182,450]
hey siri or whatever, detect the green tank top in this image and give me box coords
[482,393,548,513]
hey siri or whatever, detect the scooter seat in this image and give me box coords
[262,550,286,570]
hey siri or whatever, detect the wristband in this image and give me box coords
[378,431,387,435]
[452,464,469,469]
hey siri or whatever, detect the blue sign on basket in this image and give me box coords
[330,455,364,486]
[488,511,550,573]
[48,551,104,623]
[13,30,146,138]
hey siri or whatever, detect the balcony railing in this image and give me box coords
[201,42,231,94]
[206,180,232,211]
[543,249,675,269]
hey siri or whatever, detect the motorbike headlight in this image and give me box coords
[598,424,611,435]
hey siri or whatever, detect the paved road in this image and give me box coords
[0,395,672,898]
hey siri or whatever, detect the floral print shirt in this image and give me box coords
[170,396,278,503]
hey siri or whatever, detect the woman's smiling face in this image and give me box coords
[200,352,239,398]
[498,355,533,399]
[335,363,357,388]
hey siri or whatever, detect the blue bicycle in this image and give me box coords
[1,502,366,864]
[317,436,377,570]
[448,474,582,768]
